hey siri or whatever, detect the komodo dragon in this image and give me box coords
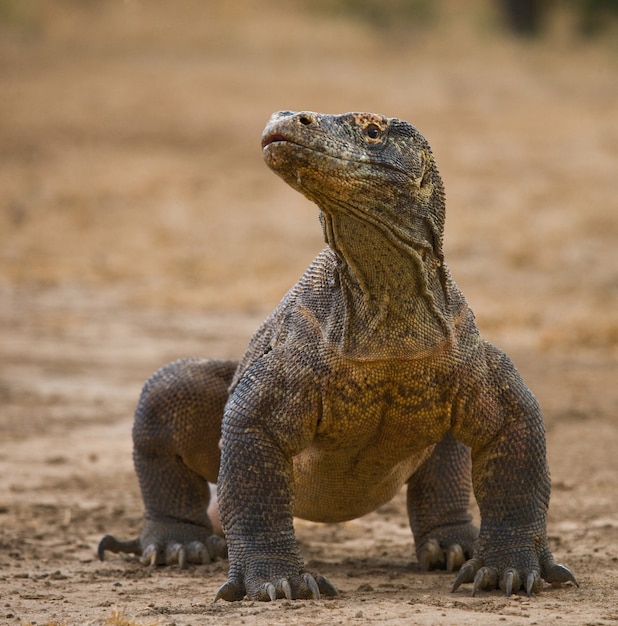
[99,110,578,601]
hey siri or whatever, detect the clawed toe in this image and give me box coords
[314,573,338,597]
[281,579,293,600]
[302,572,321,599]
[472,566,497,597]
[451,557,481,592]
[165,542,188,568]
[184,540,210,565]
[260,582,277,602]
[446,544,465,572]
[97,535,141,560]
[501,568,521,597]
[544,562,579,589]
[526,570,542,596]
[141,543,164,566]
[215,581,245,602]
[544,563,579,587]
[418,539,468,572]
[418,538,442,571]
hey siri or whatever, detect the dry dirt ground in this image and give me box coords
[1,2,617,625]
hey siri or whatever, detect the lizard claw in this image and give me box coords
[418,538,442,571]
[472,566,497,597]
[177,545,187,569]
[280,579,293,600]
[451,557,481,592]
[184,540,211,564]
[260,582,277,602]
[165,543,189,568]
[97,535,141,560]
[302,572,321,600]
[215,581,245,602]
[526,570,541,596]
[544,562,579,588]
[314,574,338,597]
[446,543,465,572]
[502,568,521,597]
[141,543,164,566]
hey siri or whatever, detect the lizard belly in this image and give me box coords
[288,360,452,523]
[291,444,433,523]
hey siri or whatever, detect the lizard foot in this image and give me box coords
[215,572,338,602]
[98,533,227,567]
[451,555,578,597]
[98,519,227,568]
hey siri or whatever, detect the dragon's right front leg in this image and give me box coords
[215,353,338,602]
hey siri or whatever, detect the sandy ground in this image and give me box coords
[1,1,617,624]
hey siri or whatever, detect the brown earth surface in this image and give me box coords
[1,2,617,624]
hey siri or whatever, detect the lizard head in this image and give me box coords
[261,110,445,257]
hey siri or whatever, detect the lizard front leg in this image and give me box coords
[215,353,337,602]
[407,431,478,572]
[451,345,577,596]
[98,358,234,567]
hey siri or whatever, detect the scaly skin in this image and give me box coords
[99,111,577,601]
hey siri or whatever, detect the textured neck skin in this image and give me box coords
[262,111,463,358]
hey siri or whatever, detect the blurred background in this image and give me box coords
[1,0,617,349]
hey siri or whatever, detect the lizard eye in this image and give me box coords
[364,123,383,141]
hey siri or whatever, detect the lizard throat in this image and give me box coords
[319,210,454,358]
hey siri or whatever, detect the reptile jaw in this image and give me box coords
[261,133,290,149]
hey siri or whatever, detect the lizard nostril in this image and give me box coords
[299,114,313,126]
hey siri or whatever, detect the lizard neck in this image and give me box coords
[319,205,455,359]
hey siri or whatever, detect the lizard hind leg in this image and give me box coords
[99,357,237,567]
[407,431,478,572]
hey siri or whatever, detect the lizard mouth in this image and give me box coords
[261,133,296,149]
